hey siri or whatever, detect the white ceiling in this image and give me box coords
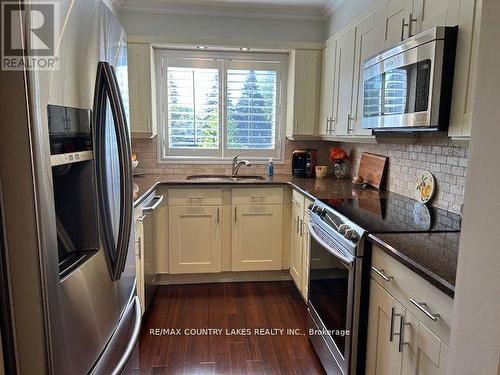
[116,0,347,20]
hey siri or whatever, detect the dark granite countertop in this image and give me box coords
[368,232,460,297]
[133,173,460,297]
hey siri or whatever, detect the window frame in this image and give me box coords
[156,49,287,164]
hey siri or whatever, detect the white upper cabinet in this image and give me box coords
[319,40,337,136]
[350,15,381,137]
[320,0,480,141]
[412,0,460,34]
[286,49,322,139]
[127,42,157,138]
[448,0,481,139]
[374,0,413,49]
[333,28,357,137]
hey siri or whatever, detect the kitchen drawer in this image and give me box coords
[168,188,222,206]
[232,187,283,205]
[371,245,453,345]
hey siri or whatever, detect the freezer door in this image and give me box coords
[91,296,141,375]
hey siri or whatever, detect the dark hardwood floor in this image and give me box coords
[131,281,325,374]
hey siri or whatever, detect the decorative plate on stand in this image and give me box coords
[415,171,435,204]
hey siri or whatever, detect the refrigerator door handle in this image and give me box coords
[93,61,133,281]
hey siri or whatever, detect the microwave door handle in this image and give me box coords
[307,222,354,268]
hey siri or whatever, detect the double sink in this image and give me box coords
[186,174,266,183]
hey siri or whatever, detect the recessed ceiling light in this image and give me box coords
[197,46,208,50]
[240,47,250,51]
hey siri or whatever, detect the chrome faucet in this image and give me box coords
[232,153,252,176]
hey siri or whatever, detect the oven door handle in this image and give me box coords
[308,222,354,268]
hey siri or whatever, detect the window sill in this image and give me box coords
[157,157,285,165]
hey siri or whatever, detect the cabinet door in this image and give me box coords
[300,197,314,300]
[142,209,155,310]
[290,192,305,288]
[134,220,145,314]
[333,28,356,136]
[366,279,405,375]
[401,310,449,375]
[319,41,337,135]
[128,43,155,138]
[448,0,480,138]
[374,0,413,48]
[292,50,322,136]
[232,204,283,271]
[168,206,222,274]
[411,0,460,35]
[351,15,381,137]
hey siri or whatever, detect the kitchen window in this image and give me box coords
[157,50,287,162]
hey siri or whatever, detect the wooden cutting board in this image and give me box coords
[357,153,388,190]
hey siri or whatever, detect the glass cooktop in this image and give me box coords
[320,192,461,234]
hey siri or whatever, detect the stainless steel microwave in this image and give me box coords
[362,26,458,132]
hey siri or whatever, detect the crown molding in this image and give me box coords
[322,0,348,17]
[118,0,327,21]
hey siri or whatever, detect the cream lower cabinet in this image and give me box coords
[134,217,145,314]
[290,189,313,300]
[401,310,449,375]
[300,197,313,300]
[232,204,283,271]
[366,279,407,375]
[290,190,305,287]
[367,279,450,375]
[168,205,222,274]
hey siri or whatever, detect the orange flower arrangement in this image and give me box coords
[329,147,349,163]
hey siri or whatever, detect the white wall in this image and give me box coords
[119,11,324,48]
[447,0,500,373]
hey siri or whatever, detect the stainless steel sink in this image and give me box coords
[186,174,266,182]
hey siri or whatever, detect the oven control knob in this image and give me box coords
[338,224,349,235]
[345,230,358,242]
[308,203,314,211]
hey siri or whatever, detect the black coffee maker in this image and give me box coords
[292,149,317,178]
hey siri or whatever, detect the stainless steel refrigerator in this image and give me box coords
[0,0,139,374]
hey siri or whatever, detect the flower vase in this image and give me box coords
[333,161,349,179]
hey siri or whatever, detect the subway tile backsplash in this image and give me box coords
[132,133,468,214]
[336,134,468,214]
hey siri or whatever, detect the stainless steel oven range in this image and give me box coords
[307,200,367,375]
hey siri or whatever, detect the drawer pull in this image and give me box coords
[372,266,393,281]
[410,299,440,321]
[136,215,146,222]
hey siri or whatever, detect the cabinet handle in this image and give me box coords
[296,215,300,233]
[389,307,401,342]
[410,299,440,321]
[143,195,164,212]
[347,115,354,134]
[299,219,303,237]
[371,266,393,281]
[217,207,220,223]
[135,237,141,259]
[398,315,410,353]
[234,206,237,223]
[408,13,417,37]
[137,214,146,222]
[331,118,336,133]
[401,17,409,41]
